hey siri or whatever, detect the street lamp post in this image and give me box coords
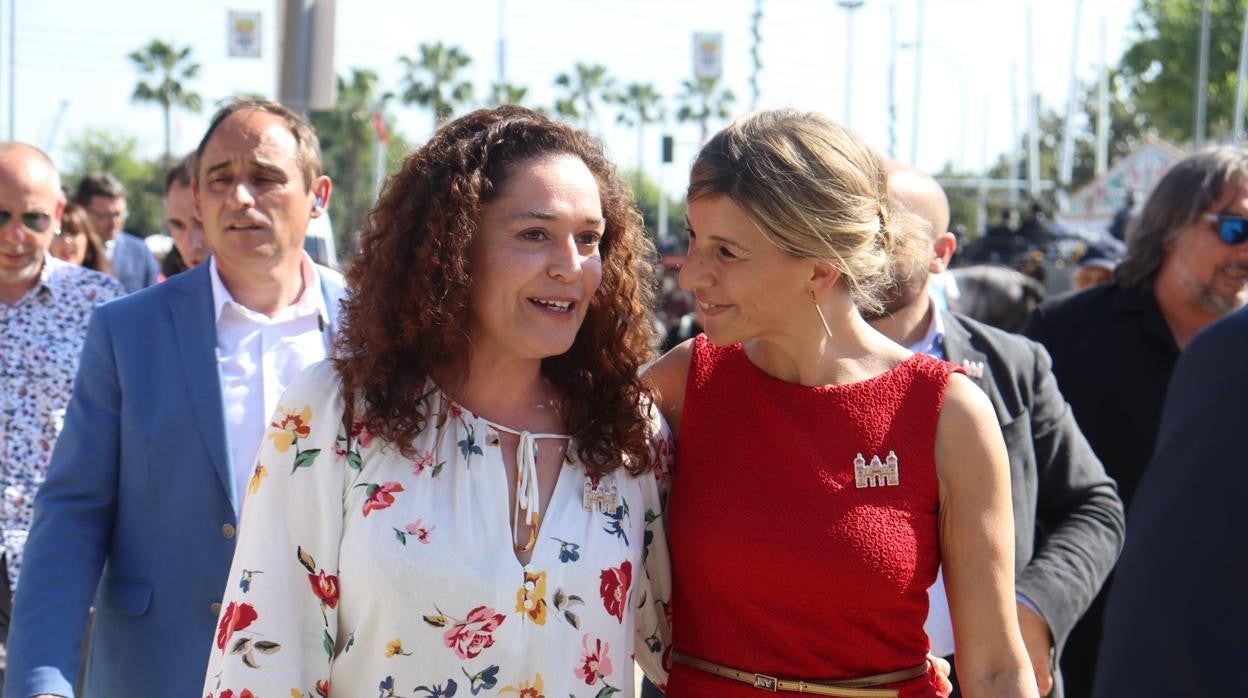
[900,41,967,171]
[837,0,865,127]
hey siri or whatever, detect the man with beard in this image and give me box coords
[1024,146,1248,695]
[869,165,1124,698]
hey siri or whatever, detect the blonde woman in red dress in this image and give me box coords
[645,110,1036,698]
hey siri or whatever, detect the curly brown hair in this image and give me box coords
[334,105,658,476]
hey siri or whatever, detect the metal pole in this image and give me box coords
[1096,16,1110,174]
[1009,61,1020,208]
[658,133,669,240]
[1026,5,1040,199]
[888,3,897,158]
[909,0,924,164]
[1195,0,1211,148]
[750,0,763,110]
[1233,5,1248,142]
[977,95,989,236]
[844,8,854,125]
[8,0,15,140]
[837,1,864,126]
[1058,0,1083,193]
[497,0,505,92]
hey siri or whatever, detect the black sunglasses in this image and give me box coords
[1204,213,1248,245]
[0,209,53,233]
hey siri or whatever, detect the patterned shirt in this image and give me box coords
[0,255,125,589]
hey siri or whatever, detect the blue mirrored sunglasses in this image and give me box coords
[1204,213,1248,245]
[0,209,53,233]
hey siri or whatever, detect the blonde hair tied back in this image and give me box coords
[687,109,929,316]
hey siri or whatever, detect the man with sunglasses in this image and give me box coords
[0,142,124,687]
[1024,145,1248,696]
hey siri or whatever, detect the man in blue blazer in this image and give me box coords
[5,98,345,698]
[73,172,160,294]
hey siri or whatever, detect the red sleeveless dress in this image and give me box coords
[664,335,958,697]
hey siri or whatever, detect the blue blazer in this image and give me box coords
[110,231,160,294]
[4,261,347,698]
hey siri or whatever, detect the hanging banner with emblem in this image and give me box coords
[228,11,262,58]
[693,32,723,80]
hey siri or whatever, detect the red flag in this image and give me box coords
[371,110,389,146]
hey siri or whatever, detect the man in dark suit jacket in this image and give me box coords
[1091,308,1248,697]
[870,165,1124,698]
[73,171,159,293]
[1024,146,1248,694]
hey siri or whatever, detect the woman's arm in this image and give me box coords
[935,373,1038,698]
[641,339,694,437]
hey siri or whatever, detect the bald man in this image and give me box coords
[866,165,1124,698]
[0,142,123,674]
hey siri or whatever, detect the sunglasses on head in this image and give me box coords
[1204,213,1248,245]
[0,209,53,233]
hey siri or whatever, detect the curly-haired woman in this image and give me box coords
[645,110,1035,698]
[203,106,672,697]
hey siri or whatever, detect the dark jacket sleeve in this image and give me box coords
[1092,312,1248,697]
[1015,342,1124,651]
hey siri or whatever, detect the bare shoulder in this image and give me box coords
[642,338,695,435]
[942,371,995,417]
[935,371,1008,480]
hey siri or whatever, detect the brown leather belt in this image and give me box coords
[671,651,929,697]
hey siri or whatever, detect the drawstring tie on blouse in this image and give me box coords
[490,424,569,554]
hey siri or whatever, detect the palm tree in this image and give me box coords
[607,83,665,189]
[309,69,393,248]
[489,82,529,107]
[397,42,473,127]
[676,77,736,145]
[127,40,202,166]
[553,63,613,131]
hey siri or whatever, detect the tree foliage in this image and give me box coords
[554,63,614,131]
[310,69,400,258]
[1118,0,1245,143]
[62,128,163,237]
[398,42,474,127]
[622,167,685,242]
[489,82,529,107]
[676,77,736,144]
[128,39,202,167]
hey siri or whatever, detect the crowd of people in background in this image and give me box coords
[0,96,1244,698]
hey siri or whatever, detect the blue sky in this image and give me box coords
[3,0,1145,189]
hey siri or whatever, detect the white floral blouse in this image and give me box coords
[203,361,673,698]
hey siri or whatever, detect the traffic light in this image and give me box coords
[661,135,674,164]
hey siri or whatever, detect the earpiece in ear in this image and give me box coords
[314,196,324,209]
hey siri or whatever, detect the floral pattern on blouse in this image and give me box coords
[203,361,673,697]
[0,256,123,589]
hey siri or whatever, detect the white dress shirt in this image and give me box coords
[211,253,331,513]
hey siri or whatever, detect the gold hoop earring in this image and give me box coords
[810,291,833,339]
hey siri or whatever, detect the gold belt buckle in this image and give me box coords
[753,673,779,691]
